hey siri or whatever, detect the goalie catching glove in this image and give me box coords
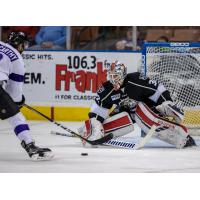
[156,101,184,123]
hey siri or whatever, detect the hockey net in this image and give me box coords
[142,42,200,135]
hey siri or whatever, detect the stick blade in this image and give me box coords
[89,133,113,145]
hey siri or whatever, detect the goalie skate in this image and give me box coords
[21,141,54,161]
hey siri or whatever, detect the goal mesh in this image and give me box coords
[142,42,200,135]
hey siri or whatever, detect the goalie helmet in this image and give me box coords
[107,61,127,90]
[7,32,29,53]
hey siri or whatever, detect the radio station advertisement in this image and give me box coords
[22,51,141,106]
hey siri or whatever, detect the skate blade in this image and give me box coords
[31,152,54,161]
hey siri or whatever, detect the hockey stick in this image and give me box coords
[50,130,76,137]
[132,125,156,150]
[50,130,136,149]
[50,125,157,150]
[24,104,113,145]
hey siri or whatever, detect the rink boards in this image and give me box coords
[22,50,140,121]
[21,106,90,121]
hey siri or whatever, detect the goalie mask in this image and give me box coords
[107,61,127,90]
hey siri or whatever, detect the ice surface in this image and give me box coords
[0,120,200,173]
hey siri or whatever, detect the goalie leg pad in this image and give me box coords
[103,112,134,138]
[0,86,20,120]
[78,112,134,141]
[135,102,188,149]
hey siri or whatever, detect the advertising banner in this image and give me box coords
[23,51,141,106]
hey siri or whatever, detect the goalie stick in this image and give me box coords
[50,131,76,137]
[50,125,157,150]
[51,130,136,149]
[24,104,113,145]
[132,125,156,150]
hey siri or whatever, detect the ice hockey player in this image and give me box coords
[78,60,196,149]
[0,32,54,160]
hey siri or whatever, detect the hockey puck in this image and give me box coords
[81,153,88,156]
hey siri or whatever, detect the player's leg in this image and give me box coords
[0,86,53,160]
[135,102,196,148]
[8,112,53,160]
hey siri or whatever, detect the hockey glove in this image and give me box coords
[110,96,137,117]
[156,101,184,123]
